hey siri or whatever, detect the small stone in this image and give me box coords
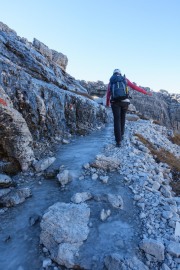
[100,209,111,221]
[42,258,52,268]
[161,263,171,270]
[71,192,92,204]
[43,247,48,253]
[33,157,56,172]
[175,222,180,237]
[83,163,90,169]
[99,175,109,184]
[139,239,165,261]
[62,139,69,144]
[107,194,123,209]
[57,170,72,186]
[162,211,173,219]
[167,241,180,257]
[152,181,161,190]
[92,173,98,180]
[0,174,13,188]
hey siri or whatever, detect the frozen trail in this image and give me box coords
[0,125,142,270]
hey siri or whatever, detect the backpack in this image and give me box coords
[110,74,128,101]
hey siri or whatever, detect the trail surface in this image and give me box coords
[0,124,142,270]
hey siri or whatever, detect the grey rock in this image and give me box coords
[162,210,173,219]
[139,239,165,261]
[42,258,52,268]
[40,202,90,268]
[100,209,111,221]
[167,241,180,257]
[107,194,123,209]
[33,157,56,172]
[57,169,72,186]
[175,221,180,237]
[160,186,172,198]
[0,174,13,188]
[161,263,171,270]
[71,192,92,204]
[104,253,148,270]
[1,187,32,207]
[91,154,120,171]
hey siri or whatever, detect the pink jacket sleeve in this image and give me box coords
[127,79,152,95]
[0,98,7,106]
[106,83,111,106]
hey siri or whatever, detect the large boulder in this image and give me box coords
[40,202,90,268]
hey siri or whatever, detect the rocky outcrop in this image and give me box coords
[130,89,180,133]
[79,80,108,97]
[0,22,107,170]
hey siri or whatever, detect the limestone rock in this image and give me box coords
[139,239,165,261]
[175,222,180,237]
[91,154,120,171]
[104,253,148,270]
[71,192,92,204]
[0,174,13,188]
[167,241,180,257]
[1,187,32,207]
[33,157,56,172]
[40,202,90,268]
[107,194,123,209]
[52,50,68,71]
[57,169,72,186]
[100,209,111,221]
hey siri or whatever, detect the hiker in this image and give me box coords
[106,69,152,147]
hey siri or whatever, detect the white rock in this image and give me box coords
[139,239,165,261]
[83,163,90,169]
[107,194,123,209]
[34,157,56,172]
[57,170,72,186]
[100,209,111,221]
[175,222,180,237]
[71,192,92,204]
[42,258,52,268]
[152,182,161,190]
[40,202,90,268]
[62,139,69,144]
[99,175,109,183]
[0,174,12,187]
[167,241,180,257]
[92,173,98,180]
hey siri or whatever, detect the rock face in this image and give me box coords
[78,80,108,97]
[130,89,180,133]
[0,22,107,170]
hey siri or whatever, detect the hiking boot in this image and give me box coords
[116,142,121,147]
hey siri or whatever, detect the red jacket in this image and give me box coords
[0,98,7,106]
[106,78,151,106]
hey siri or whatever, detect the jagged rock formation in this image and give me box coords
[79,80,108,97]
[80,80,180,133]
[0,22,107,171]
[130,89,180,133]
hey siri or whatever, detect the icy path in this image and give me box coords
[0,125,142,270]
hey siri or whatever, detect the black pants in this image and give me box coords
[111,101,129,144]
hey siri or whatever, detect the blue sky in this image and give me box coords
[0,0,180,93]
